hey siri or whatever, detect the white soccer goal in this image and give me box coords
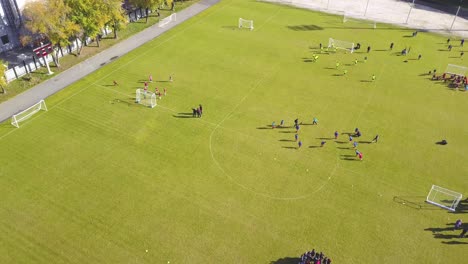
[426,185,463,212]
[343,13,376,29]
[11,99,47,128]
[239,18,254,30]
[158,13,177,28]
[136,89,157,108]
[328,38,355,53]
[445,64,468,76]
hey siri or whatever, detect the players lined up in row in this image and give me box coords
[300,249,332,264]
[431,72,468,90]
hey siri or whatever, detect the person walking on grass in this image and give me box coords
[296,124,300,133]
[461,39,465,47]
[367,46,371,53]
[349,135,353,142]
[295,133,299,142]
[298,140,303,148]
[353,141,358,149]
[312,117,318,125]
[334,131,339,139]
[358,152,363,160]
[461,52,464,58]
[390,42,394,50]
[418,54,422,60]
[280,120,284,127]
[199,104,203,116]
[149,74,153,83]
[272,121,276,129]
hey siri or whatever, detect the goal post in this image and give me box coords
[445,64,468,76]
[158,13,177,28]
[11,99,47,128]
[239,18,254,30]
[328,38,355,53]
[136,89,157,108]
[426,185,463,212]
[343,13,376,29]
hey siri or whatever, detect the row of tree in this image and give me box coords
[21,0,174,68]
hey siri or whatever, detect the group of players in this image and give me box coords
[271,118,379,161]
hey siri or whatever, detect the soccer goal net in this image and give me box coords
[159,13,177,28]
[11,99,47,128]
[328,38,355,53]
[343,13,376,29]
[426,185,463,212]
[445,64,468,76]
[136,89,157,108]
[239,18,254,30]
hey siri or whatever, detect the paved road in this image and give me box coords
[0,0,219,123]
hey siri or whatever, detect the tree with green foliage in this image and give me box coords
[22,0,79,67]
[66,0,104,52]
[128,0,162,23]
[101,0,128,39]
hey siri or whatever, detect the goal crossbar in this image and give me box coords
[136,89,157,108]
[11,100,47,128]
[328,38,354,53]
[426,185,462,212]
[445,64,468,76]
[159,13,177,28]
[239,18,254,30]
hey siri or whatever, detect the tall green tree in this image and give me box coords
[128,0,162,23]
[22,0,79,67]
[66,0,106,52]
[101,0,127,39]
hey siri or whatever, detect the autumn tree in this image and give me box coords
[101,0,127,39]
[0,60,7,94]
[22,0,79,67]
[128,0,162,23]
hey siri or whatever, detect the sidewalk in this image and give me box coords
[0,0,220,123]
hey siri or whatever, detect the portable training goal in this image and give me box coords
[239,18,254,30]
[11,99,47,128]
[426,185,463,212]
[328,38,355,53]
[159,13,177,27]
[343,13,376,29]
[445,64,468,76]
[136,89,157,108]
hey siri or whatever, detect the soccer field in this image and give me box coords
[0,0,467,263]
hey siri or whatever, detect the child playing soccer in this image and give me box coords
[334,131,339,139]
[280,120,284,127]
[149,75,153,82]
[312,117,318,125]
[113,80,118,86]
[298,140,303,148]
[321,141,326,147]
[272,121,276,129]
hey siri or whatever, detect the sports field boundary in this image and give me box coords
[0,0,220,124]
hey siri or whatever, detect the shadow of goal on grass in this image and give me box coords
[270,257,301,264]
[393,196,440,210]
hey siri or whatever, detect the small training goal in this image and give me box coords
[343,12,376,29]
[426,185,463,212]
[11,99,47,128]
[328,38,355,53]
[159,13,177,28]
[239,18,254,30]
[445,64,468,76]
[136,89,157,108]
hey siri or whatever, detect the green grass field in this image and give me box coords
[0,0,467,263]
